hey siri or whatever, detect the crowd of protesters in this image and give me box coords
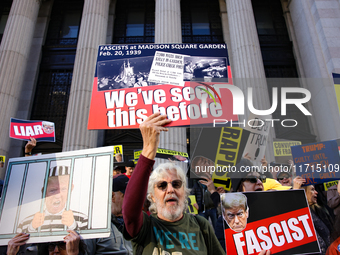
[1,113,340,255]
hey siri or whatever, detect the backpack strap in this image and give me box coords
[193,214,209,252]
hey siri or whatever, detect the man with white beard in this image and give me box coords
[122,113,225,255]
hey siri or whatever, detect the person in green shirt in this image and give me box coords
[122,113,225,255]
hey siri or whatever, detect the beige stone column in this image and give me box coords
[0,0,41,176]
[288,0,340,141]
[225,0,275,161]
[63,0,110,152]
[154,0,187,169]
[155,0,182,43]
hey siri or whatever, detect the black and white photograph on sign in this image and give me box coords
[148,51,188,86]
[0,147,113,245]
[183,56,228,82]
[97,56,159,91]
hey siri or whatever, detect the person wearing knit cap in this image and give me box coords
[17,165,88,233]
[85,174,132,255]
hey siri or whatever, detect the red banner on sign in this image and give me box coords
[225,207,318,255]
[88,77,238,129]
[9,118,55,142]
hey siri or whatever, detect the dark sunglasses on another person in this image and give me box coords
[243,175,266,184]
[156,180,183,191]
[48,242,66,251]
[277,175,290,181]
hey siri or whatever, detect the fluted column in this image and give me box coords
[63,0,110,152]
[155,0,182,43]
[226,0,275,161]
[0,0,41,174]
[154,0,187,169]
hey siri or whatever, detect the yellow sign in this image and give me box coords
[212,127,244,191]
[134,148,188,160]
[0,155,5,163]
[324,180,338,191]
[113,145,123,156]
[273,141,301,157]
[187,195,198,214]
[134,150,142,160]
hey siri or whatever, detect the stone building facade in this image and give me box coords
[0,0,340,178]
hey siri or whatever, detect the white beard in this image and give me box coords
[156,194,185,221]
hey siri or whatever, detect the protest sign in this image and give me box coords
[242,113,271,162]
[222,190,319,255]
[88,43,237,129]
[190,127,250,190]
[273,139,301,164]
[0,146,113,245]
[113,145,123,163]
[324,180,338,191]
[186,195,198,214]
[134,148,189,163]
[9,118,55,142]
[113,145,123,155]
[291,140,340,185]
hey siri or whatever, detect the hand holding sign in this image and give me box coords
[24,137,36,156]
[7,233,30,255]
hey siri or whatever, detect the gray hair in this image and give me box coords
[221,193,248,211]
[147,162,190,214]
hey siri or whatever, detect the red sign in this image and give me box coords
[88,78,237,129]
[225,208,317,255]
[9,118,55,142]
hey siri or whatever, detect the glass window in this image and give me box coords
[0,14,8,35]
[126,12,145,36]
[181,0,223,43]
[254,9,275,35]
[61,12,81,38]
[0,0,12,43]
[191,11,210,35]
[113,0,154,43]
[45,0,83,45]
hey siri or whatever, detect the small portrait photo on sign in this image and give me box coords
[221,193,249,232]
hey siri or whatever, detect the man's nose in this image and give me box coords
[234,215,240,223]
[166,182,175,193]
[54,245,59,253]
[256,178,262,184]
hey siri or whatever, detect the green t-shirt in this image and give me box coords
[123,212,225,255]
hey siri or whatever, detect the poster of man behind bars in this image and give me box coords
[0,146,114,245]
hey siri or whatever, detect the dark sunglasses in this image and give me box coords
[48,242,66,251]
[277,176,290,181]
[156,180,183,191]
[243,175,266,184]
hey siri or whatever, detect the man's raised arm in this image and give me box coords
[122,113,171,238]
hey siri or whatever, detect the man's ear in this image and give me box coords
[150,194,156,203]
[112,192,115,203]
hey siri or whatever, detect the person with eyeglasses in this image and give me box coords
[6,230,87,255]
[276,171,292,186]
[122,113,225,255]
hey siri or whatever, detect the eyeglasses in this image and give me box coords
[48,242,66,251]
[156,180,183,191]
[243,175,266,184]
[277,176,290,181]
